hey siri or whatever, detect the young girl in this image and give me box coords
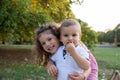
[35,22,91,80]
[35,23,60,66]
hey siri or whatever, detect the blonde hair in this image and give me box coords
[60,19,82,39]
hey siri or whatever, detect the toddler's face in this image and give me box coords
[60,25,80,46]
[39,30,59,54]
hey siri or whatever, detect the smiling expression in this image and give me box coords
[38,30,60,54]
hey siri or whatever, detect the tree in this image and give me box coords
[113,24,120,46]
[79,20,98,49]
[97,31,106,44]
[97,23,120,46]
[35,0,76,22]
[104,31,114,43]
[0,0,84,44]
[0,0,52,44]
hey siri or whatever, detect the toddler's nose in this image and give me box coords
[68,36,73,40]
[68,37,73,43]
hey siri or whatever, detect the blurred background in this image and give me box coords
[0,0,120,80]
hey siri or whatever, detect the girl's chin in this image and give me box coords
[51,50,56,54]
[50,52,55,54]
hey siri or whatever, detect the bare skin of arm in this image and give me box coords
[68,42,91,80]
[69,66,91,80]
[46,42,91,79]
[65,42,90,70]
[46,61,91,80]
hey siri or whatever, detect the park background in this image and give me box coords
[0,0,120,80]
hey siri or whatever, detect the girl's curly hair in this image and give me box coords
[35,22,60,66]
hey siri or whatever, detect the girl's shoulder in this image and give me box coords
[58,45,65,50]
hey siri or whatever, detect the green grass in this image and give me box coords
[0,45,34,50]
[92,47,120,69]
[91,47,120,80]
[0,63,54,80]
[0,45,120,80]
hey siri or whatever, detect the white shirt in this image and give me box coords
[51,45,89,80]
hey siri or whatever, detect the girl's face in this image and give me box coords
[38,30,59,54]
[60,25,80,46]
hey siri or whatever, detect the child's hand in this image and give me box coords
[65,42,76,55]
[46,61,58,77]
[68,72,85,80]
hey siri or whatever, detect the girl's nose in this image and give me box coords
[46,41,50,45]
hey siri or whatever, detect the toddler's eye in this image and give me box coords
[64,34,68,37]
[72,34,77,37]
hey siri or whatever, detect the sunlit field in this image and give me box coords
[0,45,120,80]
[91,47,120,80]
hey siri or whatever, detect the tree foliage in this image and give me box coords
[36,0,76,22]
[0,0,77,44]
[0,0,98,48]
[97,23,120,45]
[79,20,98,49]
[97,32,106,44]
[0,0,53,44]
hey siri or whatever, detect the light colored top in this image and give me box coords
[51,45,89,80]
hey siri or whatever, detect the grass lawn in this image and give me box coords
[0,63,53,80]
[91,47,120,80]
[0,45,120,80]
[0,45,34,50]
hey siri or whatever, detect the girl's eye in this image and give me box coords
[48,38,52,41]
[41,42,46,45]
